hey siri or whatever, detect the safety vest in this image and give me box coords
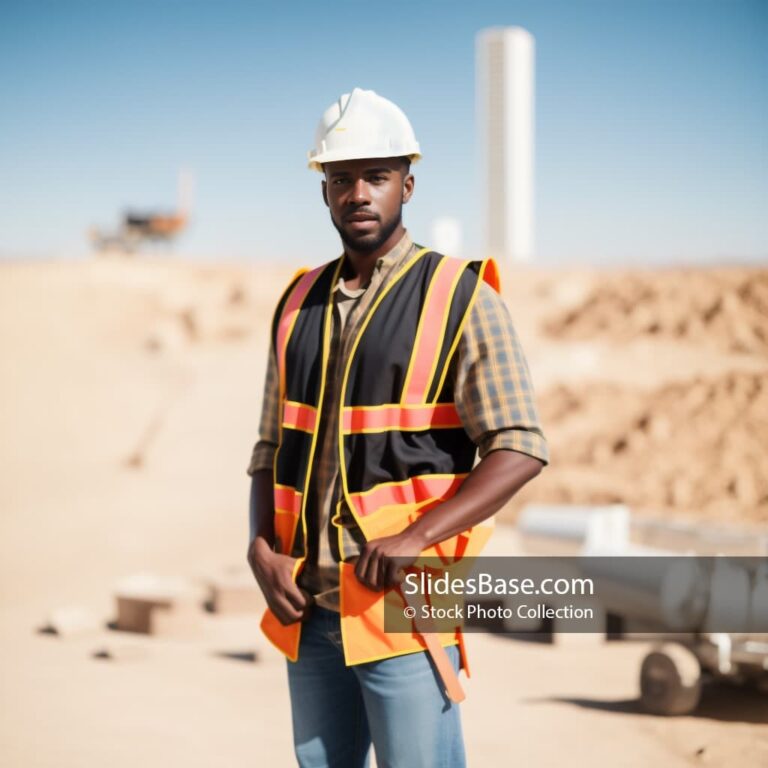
[260,247,500,675]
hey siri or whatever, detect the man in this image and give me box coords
[246,88,548,768]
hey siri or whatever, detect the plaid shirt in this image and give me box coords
[247,232,548,608]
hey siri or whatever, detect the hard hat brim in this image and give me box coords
[308,148,422,173]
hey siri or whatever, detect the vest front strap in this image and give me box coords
[342,402,463,433]
[276,264,326,399]
[401,257,468,404]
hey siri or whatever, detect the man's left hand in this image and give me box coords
[354,528,427,591]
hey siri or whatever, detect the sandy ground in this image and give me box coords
[1,256,766,766]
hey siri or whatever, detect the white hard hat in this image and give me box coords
[308,88,421,172]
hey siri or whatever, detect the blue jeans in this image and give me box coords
[286,606,466,768]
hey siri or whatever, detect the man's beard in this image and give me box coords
[331,206,403,254]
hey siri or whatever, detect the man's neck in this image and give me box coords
[342,226,407,289]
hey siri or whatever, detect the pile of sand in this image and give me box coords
[542,268,768,355]
[91,261,767,527]
[532,371,767,523]
[498,266,768,527]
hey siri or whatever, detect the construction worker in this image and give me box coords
[246,88,549,768]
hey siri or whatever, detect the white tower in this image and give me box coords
[476,27,535,263]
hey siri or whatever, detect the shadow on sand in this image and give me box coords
[529,681,768,725]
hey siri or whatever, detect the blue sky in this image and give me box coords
[1,0,766,265]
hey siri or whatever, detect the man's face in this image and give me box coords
[322,157,414,253]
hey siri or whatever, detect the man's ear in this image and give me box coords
[321,179,329,207]
[402,173,415,204]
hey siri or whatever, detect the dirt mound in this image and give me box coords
[542,268,768,355]
[535,371,768,523]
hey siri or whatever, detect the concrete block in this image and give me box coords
[114,573,201,637]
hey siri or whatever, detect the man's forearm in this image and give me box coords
[407,449,544,550]
[248,468,276,551]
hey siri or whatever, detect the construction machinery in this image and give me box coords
[89,169,194,254]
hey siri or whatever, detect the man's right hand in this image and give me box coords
[247,538,311,625]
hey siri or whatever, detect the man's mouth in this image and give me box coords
[345,212,379,223]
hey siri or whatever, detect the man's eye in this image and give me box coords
[333,178,349,185]
[369,175,386,183]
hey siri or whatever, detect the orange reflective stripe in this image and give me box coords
[401,257,467,404]
[349,473,468,517]
[282,400,317,433]
[273,484,303,553]
[274,484,303,515]
[342,402,462,433]
[276,265,324,400]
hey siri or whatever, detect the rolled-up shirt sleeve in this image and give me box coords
[247,342,280,476]
[453,281,549,465]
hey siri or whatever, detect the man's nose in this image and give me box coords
[349,178,371,204]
